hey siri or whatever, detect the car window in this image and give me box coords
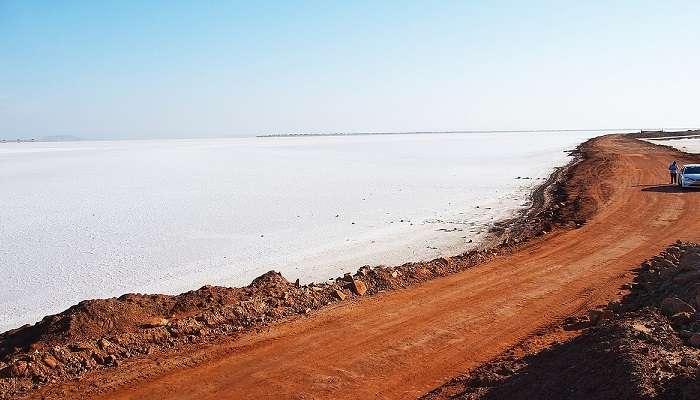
[684,166,700,174]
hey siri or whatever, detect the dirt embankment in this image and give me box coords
[628,129,700,139]
[0,139,601,398]
[423,242,700,400]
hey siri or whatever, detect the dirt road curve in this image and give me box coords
[36,135,700,399]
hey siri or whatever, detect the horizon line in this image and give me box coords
[2,127,698,142]
[257,127,697,138]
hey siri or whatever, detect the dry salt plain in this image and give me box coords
[647,136,700,154]
[1,131,603,332]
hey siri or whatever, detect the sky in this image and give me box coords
[1,1,700,139]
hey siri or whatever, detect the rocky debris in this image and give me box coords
[1,361,28,379]
[423,241,700,400]
[0,250,531,399]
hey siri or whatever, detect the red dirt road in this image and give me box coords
[35,135,700,399]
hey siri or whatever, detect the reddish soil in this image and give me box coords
[3,134,700,399]
[423,242,700,400]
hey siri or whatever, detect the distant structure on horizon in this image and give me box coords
[0,135,81,143]
[0,138,35,143]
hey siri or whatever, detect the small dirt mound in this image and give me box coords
[0,294,175,357]
[249,271,291,289]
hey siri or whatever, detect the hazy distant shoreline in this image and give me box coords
[6,128,694,142]
[257,128,634,138]
[0,135,81,143]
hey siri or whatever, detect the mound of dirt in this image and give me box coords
[628,129,700,139]
[0,257,521,398]
[423,242,700,400]
[425,308,699,400]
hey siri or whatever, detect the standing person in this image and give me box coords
[669,161,678,184]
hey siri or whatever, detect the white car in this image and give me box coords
[677,164,700,188]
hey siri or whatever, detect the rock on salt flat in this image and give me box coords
[0,131,600,331]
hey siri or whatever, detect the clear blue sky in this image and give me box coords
[1,1,699,139]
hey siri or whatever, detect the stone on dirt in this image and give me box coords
[42,355,58,369]
[334,290,347,301]
[673,270,700,284]
[7,361,28,378]
[681,356,699,367]
[671,312,693,325]
[659,267,679,281]
[351,280,368,296]
[660,297,695,316]
[587,309,613,325]
[97,338,112,351]
[689,333,700,348]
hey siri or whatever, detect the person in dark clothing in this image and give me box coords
[669,161,678,184]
